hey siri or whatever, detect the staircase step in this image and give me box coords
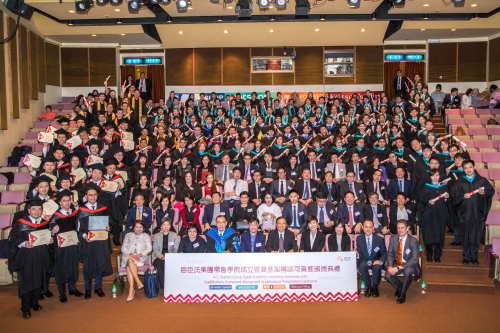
[424,273,494,293]
[423,264,489,276]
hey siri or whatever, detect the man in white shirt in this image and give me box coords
[325,153,346,182]
[224,168,248,208]
[215,154,235,185]
[135,72,151,101]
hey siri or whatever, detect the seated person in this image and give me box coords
[124,194,153,239]
[256,192,282,228]
[336,192,364,234]
[389,193,416,234]
[282,190,308,236]
[239,219,266,253]
[121,221,152,302]
[178,193,201,236]
[299,216,326,252]
[40,105,56,121]
[206,215,238,253]
[328,219,352,252]
[178,224,206,253]
[202,192,231,233]
[223,168,248,208]
[265,217,298,252]
[363,192,390,234]
[231,191,257,232]
[306,191,336,234]
[356,220,387,298]
[152,195,175,234]
[152,218,179,289]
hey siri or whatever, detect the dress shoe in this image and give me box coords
[397,293,406,304]
[22,310,31,319]
[450,242,461,247]
[462,259,470,265]
[364,287,372,297]
[84,290,91,299]
[38,294,45,300]
[59,294,67,303]
[372,287,380,298]
[127,290,135,302]
[44,290,53,298]
[69,289,83,297]
[113,239,121,246]
[434,258,441,263]
[395,289,401,297]
[447,230,454,234]
[138,284,144,290]
[472,259,479,266]
[32,304,42,311]
[427,258,433,263]
[94,288,105,297]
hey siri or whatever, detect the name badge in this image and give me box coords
[256,243,261,247]
[143,213,148,217]
[354,211,360,216]
[220,212,225,215]
[291,172,296,175]
[247,208,253,212]
[359,190,362,194]
[251,169,255,173]
[377,213,383,217]
[138,170,143,174]
[193,243,199,248]
[359,170,364,174]
[166,171,171,175]
[287,186,292,190]
[381,186,385,190]
[317,168,321,172]
[189,187,193,190]
[229,170,233,173]
[272,169,276,172]
[261,187,266,191]
[168,242,174,246]
[312,188,316,192]
[406,209,412,214]
[330,209,334,215]
[405,248,411,254]
[340,169,344,172]
[374,246,380,252]
[299,211,305,216]
[193,208,197,212]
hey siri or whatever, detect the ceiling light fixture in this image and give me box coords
[115,8,120,11]
[128,0,140,11]
[167,15,172,22]
[394,0,405,7]
[452,0,465,7]
[320,14,325,20]
[423,14,428,19]
[67,20,74,25]
[121,33,126,35]
[117,18,123,23]
[75,0,94,12]
[217,16,222,21]
[96,0,109,5]
[423,4,429,6]
[270,29,273,32]
[371,12,376,20]
[471,4,477,7]
[270,15,275,21]
[361,28,365,32]
[451,28,456,31]
[421,28,425,31]
[111,0,123,4]
[347,0,360,8]
[258,0,269,9]
[224,30,228,33]
[69,10,75,13]
[315,28,319,31]
[179,30,183,34]
[275,0,286,9]
[92,34,97,36]
[161,0,171,3]
[474,13,479,19]
[176,0,188,11]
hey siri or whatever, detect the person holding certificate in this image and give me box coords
[49,190,83,303]
[8,200,53,319]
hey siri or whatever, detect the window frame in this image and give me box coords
[250,56,295,74]
[324,49,355,78]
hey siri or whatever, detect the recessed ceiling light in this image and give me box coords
[179,31,183,34]
[269,5,274,8]
[270,29,273,32]
[451,28,456,31]
[435,10,440,12]
[423,4,429,6]
[315,28,319,31]
[471,4,477,7]
[361,28,365,32]
[92,34,96,36]
[69,10,75,13]
[115,9,120,11]
[121,33,126,35]
[227,6,232,9]
[224,30,228,33]
[421,29,425,31]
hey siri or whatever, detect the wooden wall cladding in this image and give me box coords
[89,48,116,86]
[383,45,403,50]
[458,41,487,82]
[251,48,272,85]
[222,48,250,86]
[165,48,193,86]
[8,18,20,119]
[0,13,7,129]
[356,46,383,84]
[61,48,89,87]
[273,73,294,85]
[251,48,272,57]
[325,77,355,85]
[29,31,39,100]
[45,42,60,86]
[405,44,426,49]
[490,37,500,82]
[429,43,457,82]
[194,48,221,85]
[19,26,30,108]
[294,47,323,85]
[37,36,46,93]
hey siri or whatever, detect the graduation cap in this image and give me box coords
[42,155,58,165]
[81,182,101,194]
[88,163,106,174]
[56,118,70,125]
[118,118,129,125]
[86,139,102,150]
[73,115,87,124]
[77,127,90,135]
[55,129,70,138]
[33,175,53,186]
[24,199,44,209]
[52,145,67,153]
[102,146,124,160]
[104,122,118,131]
[57,189,73,201]
[104,158,119,167]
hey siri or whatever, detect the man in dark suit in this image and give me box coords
[201,192,231,232]
[442,88,461,110]
[124,194,153,240]
[282,190,308,235]
[258,152,279,184]
[306,192,336,234]
[265,217,298,252]
[262,90,273,109]
[239,219,266,252]
[393,69,409,96]
[239,154,259,183]
[337,172,366,204]
[385,220,420,304]
[303,151,325,181]
[336,192,364,234]
[385,153,407,181]
[293,169,320,206]
[346,153,367,182]
[270,168,294,207]
[364,193,389,234]
[365,170,389,204]
[248,171,269,206]
[356,220,387,298]
[135,72,152,102]
[320,172,339,204]
[388,168,412,203]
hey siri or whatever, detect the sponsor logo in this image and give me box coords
[337,256,351,262]
[236,285,258,290]
[262,285,286,289]
[289,284,312,289]
[209,285,232,290]
[337,256,343,262]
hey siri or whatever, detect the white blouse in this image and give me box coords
[396,206,409,221]
[121,232,152,267]
[257,203,282,225]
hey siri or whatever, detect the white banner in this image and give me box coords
[164,252,358,303]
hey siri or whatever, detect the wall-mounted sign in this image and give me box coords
[123,58,163,65]
[385,54,424,61]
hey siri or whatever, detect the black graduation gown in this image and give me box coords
[419,183,450,246]
[49,210,80,285]
[77,204,113,281]
[8,217,51,296]
[451,173,495,249]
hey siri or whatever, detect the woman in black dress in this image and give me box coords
[153,194,176,234]
[130,174,154,207]
[175,171,202,203]
[156,156,175,186]
[131,154,151,187]
[154,176,175,206]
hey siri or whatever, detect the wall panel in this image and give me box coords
[165,48,193,86]
[325,77,355,85]
[405,44,426,49]
[429,43,457,82]
[61,48,89,87]
[19,26,30,108]
[294,47,323,85]
[37,36,46,92]
[273,73,294,85]
[0,13,6,129]
[45,42,60,86]
[8,18,20,119]
[194,48,221,85]
[356,46,383,84]
[457,42,487,82]
[251,48,272,85]
[89,48,116,86]
[490,37,500,82]
[29,31,39,100]
[222,48,250,86]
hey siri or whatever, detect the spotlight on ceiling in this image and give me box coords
[452,0,465,7]
[117,18,123,23]
[160,0,171,3]
[67,20,74,25]
[275,0,286,10]
[176,0,188,11]
[258,0,269,9]
[75,0,94,12]
[347,0,359,8]
[295,0,310,18]
[128,0,141,11]
[236,0,252,18]
[210,0,219,3]
[96,0,109,5]
[393,0,405,7]
[148,0,159,4]
[110,0,123,5]
[224,0,232,2]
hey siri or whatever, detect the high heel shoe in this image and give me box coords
[138,284,144,290]
[127,290,135,302]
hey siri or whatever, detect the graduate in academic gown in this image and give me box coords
[48,190,83,302]
[450,161,495,265]
[205,216,239,253]
[77,183,113,299]
[8,200,52,319]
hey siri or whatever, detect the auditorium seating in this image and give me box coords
[490,237,500,282]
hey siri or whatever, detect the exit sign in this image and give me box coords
[385,54,424,61]
[124,58,162,65]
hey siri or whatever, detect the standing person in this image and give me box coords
[8,200,53,319]
[49,190,83,303]
[77,183,113,299]
[135,72,152,102]
[394,69,409,97]
[431,84,445,115]
[385,220,420,304]
[419,169,450,262]
[451,160,495,265]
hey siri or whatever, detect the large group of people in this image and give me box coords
[8,71,496,319]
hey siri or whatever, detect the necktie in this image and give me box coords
[280,181,284,195]
[348,206,353,229]
[367,237,372,256]
[312,163,316,179]
[92,206,95,211]
[267,163,271,170]
[333,164,336,178]
[224,166,229,182]
[304,182,310,200]
[373,206,379,228]
[136,207,141,220]
[233,179,238,191]
[319,207,325,224]
[355,165,359,181]
[375,182,378,193]
[399,180,403,192]
[327,184,332,202]
[349,182,353,192]
[397,238,403,266]
[398,77,401,90]
[279,234,284,252]
[245,166,250,180]
[256,183,260,198]
[293,206,297,227]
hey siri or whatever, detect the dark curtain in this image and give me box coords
[120,65,136,88]
[383,61,401,102]
[147,65,165,102]
[404,61,426,86]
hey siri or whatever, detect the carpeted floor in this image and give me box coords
[1,280,499,332]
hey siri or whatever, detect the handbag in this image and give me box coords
[144,269,159,298]
[261,215,276,230]
[113,274,125,296]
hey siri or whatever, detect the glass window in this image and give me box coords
[251,57,294,73]
[324,50,354,77]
